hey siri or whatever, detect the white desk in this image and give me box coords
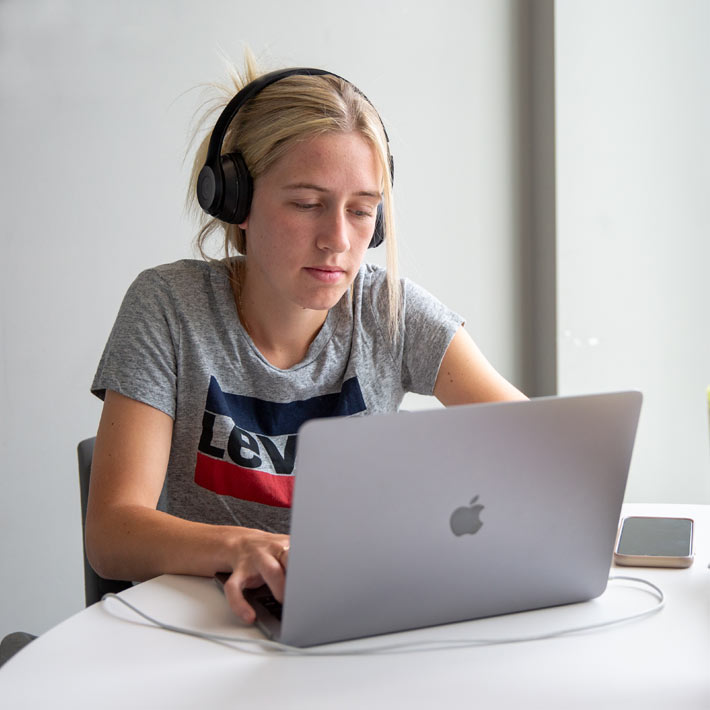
[2,504,709,709]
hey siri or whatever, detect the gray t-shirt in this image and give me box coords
[92,259,462,533]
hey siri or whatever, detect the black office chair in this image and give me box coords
[0,632,36,668]
[77,437,133,606]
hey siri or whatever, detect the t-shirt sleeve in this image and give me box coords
[91,268,179,418]
[399,277,464,395]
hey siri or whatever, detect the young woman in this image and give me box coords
[86,57,525,624]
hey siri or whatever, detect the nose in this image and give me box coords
[316,208,350,253]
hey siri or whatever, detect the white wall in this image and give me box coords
[0,1,529,638]
[555,0,710,503]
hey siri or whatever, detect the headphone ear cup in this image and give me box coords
[219,152,253,224]
[369,202,385,249]
[197,165,219,215]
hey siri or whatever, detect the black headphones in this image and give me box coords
[196,67,394,249]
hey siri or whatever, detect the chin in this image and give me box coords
[298,284,351,312]
[300,299,342,312]
[299,293,347,312]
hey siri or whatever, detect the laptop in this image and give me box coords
[235,391,642,647]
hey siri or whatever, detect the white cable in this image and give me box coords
[101,575,664,656]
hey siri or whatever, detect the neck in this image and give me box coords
[233,266,329,370]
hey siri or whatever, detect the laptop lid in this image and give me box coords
[249,391,642,647]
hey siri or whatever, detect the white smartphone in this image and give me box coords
[613,516,694,568]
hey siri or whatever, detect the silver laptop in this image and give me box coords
[242,391,642,647]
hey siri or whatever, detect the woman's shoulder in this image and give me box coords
[354,262,427,308]
[145,258,225,282]
[118,260,231,323]
[354,262,462,326]
[129,259,228,294]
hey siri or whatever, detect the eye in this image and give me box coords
[349,205,376,219]
[293,202,319,211]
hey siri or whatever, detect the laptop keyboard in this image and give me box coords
[216,576,283,622]
[253,590,283,621]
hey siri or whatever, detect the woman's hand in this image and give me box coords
[220,529,290,624]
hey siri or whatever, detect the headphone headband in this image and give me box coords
[203,68,333,168]
[196,67,393,247]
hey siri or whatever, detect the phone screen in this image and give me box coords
[617,517,693,557]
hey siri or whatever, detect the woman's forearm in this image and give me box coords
[86,504,244,582]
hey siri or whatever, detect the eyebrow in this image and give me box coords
[282,183,381,199]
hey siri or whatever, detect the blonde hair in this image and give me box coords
[186,54,401,332]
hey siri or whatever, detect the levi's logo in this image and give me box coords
[194,376,366,507]
[199,412,298,474]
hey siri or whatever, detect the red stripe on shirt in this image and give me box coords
[194,451,293,508]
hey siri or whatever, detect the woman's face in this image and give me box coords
[239,131,383,315]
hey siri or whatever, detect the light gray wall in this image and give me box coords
[1,1,531,639]
[555,0,710,503]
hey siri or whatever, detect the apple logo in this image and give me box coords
[449,495,485,536]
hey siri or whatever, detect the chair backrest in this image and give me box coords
[77,437,133,606]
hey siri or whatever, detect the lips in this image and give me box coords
[304,266,346,283]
